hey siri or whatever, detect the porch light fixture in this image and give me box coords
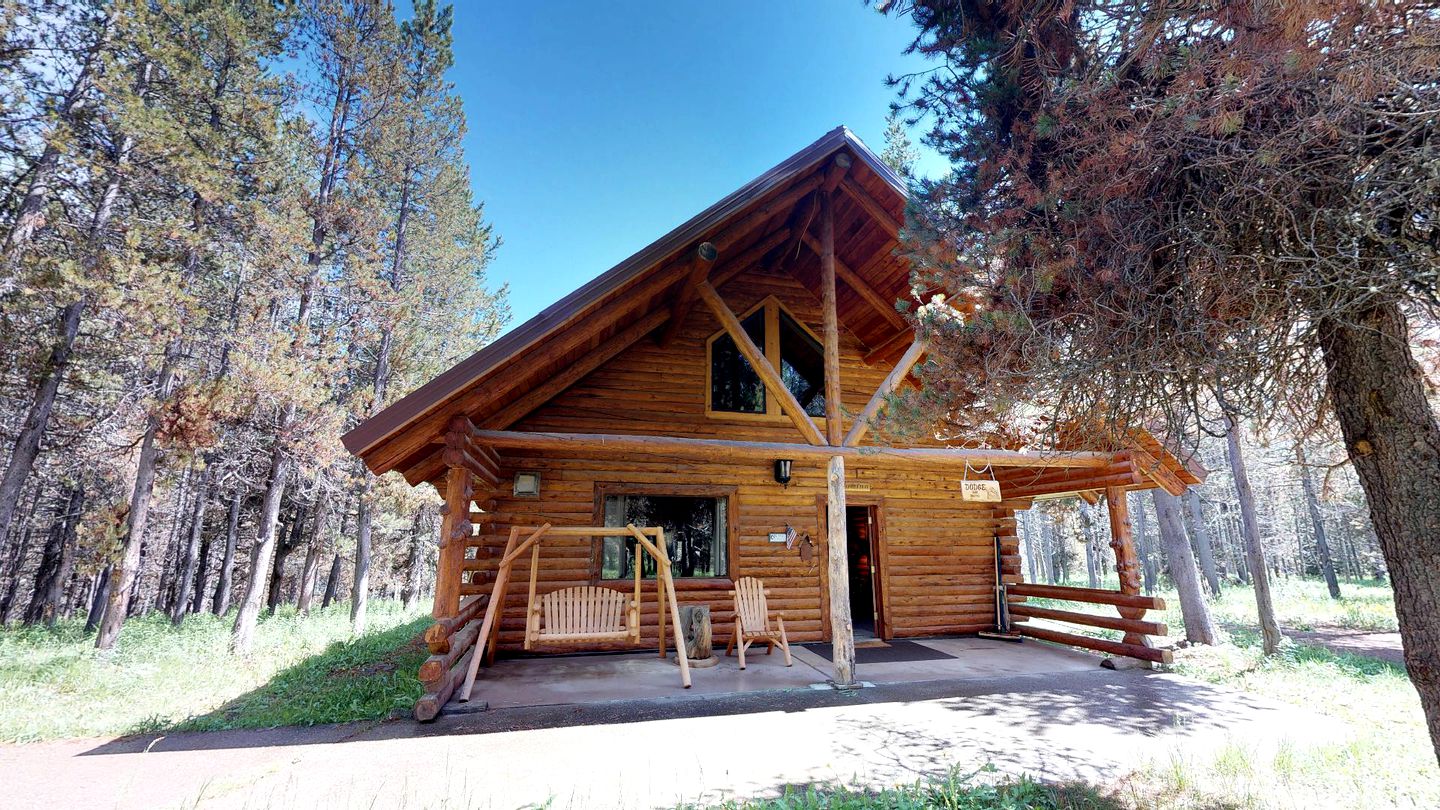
[773,459,792,487]
[513,471,541,498]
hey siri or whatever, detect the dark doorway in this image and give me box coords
[846,505,883,639]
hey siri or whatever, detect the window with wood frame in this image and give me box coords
[706,298,826,418]
[599,492,730,579]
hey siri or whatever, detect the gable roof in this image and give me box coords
[342,126,913,480]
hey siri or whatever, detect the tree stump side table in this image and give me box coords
[677,604,719,668]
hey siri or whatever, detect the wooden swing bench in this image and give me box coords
[527,585,639,645]
[457,523,691,703]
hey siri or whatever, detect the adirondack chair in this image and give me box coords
[725,577,791,669]
[526,585,640,647]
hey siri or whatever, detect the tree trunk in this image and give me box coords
[0,301,83,552]
[0,516,36,624]
[96,423,163,650]
[321,552,343,609]
[24,483,83,625]
[1078,502,1101,589]
[351,483,373,634]
[295,506,326,614]
[1129,494,1158,594]
[1317,301,1440,764]
[213,488,242,614]
[171,472,211,625]
[85,566,110,633]
[1181,489,1222,596]
[401,509,428,611]
[1296,445,1342,599]
[267,507,305,614]
[190,524,212,616]
[1152,490,1218,645]
[231,446,290,654]
[1225,413,1284,655]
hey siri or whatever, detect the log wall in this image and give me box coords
[457,269,1017,649]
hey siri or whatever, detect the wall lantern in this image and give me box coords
[773,459,793,487]
[513,471,541,498]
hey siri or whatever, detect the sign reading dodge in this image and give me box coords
[960,479,1002,502]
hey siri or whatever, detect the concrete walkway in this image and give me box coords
[1,667,1341,810]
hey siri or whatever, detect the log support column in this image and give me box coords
[825,455,856,686]
[434,422,477,618]
[819,155,857,687]
[1105,486,1154,655]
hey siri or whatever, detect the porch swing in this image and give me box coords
[458,523,691,702]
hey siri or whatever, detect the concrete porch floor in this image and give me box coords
[460,636,1102,711]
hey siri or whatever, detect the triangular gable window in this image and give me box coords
[707,298,825,419]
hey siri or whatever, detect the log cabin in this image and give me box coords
[340,127,1204,719]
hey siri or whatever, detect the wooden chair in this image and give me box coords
[725,577,791,669]
[526,585,639,648]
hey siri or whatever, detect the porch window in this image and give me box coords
[600,494,728,579]
[707,297,825,418]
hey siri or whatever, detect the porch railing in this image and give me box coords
[1007,583,1172,664]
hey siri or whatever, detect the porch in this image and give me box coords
[445,636,1100,713]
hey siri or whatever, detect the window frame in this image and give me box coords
[703,296,828,424]
[590,483,739,585]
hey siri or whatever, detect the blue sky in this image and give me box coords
[446,2,941,329]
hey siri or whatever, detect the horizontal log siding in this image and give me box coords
[873,493,1017,639]
[464,450,1018,648]
[457,269,1012,650]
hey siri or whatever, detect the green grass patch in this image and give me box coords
[0,600,428,742]
[1144,623,1439,807]
[685,766,1121,809]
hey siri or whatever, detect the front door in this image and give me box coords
[846,505,884,639]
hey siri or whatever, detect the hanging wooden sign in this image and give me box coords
[961,479,1002,502]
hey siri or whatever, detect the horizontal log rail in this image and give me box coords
[1008,582,1166,611]
[423,593,489,654]
[416,594,490,721]
[1018,624,1171,665]
[1010,603,1168,637]
[1008,582,1173,665]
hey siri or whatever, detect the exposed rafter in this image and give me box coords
[843,337,927,446]
[657,242,718,347]
[799,232,908,335]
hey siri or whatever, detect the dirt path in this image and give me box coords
[0,668,1342,810]
[1286,626,1405,667]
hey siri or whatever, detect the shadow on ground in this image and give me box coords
[81,665,1296,767]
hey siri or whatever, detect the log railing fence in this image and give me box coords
[1007,582,1172,664]
[415,592,489,720]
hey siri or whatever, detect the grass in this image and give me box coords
[684,766,1121,809]
[1141,633,1440,808]
[0,599,429,743]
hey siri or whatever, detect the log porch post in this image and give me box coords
[820,155,857,687]
[433,421,476,618]
[1105,486,1154,653]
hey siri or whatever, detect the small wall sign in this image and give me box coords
[960,479,1002,502]
[768,532,789,544]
